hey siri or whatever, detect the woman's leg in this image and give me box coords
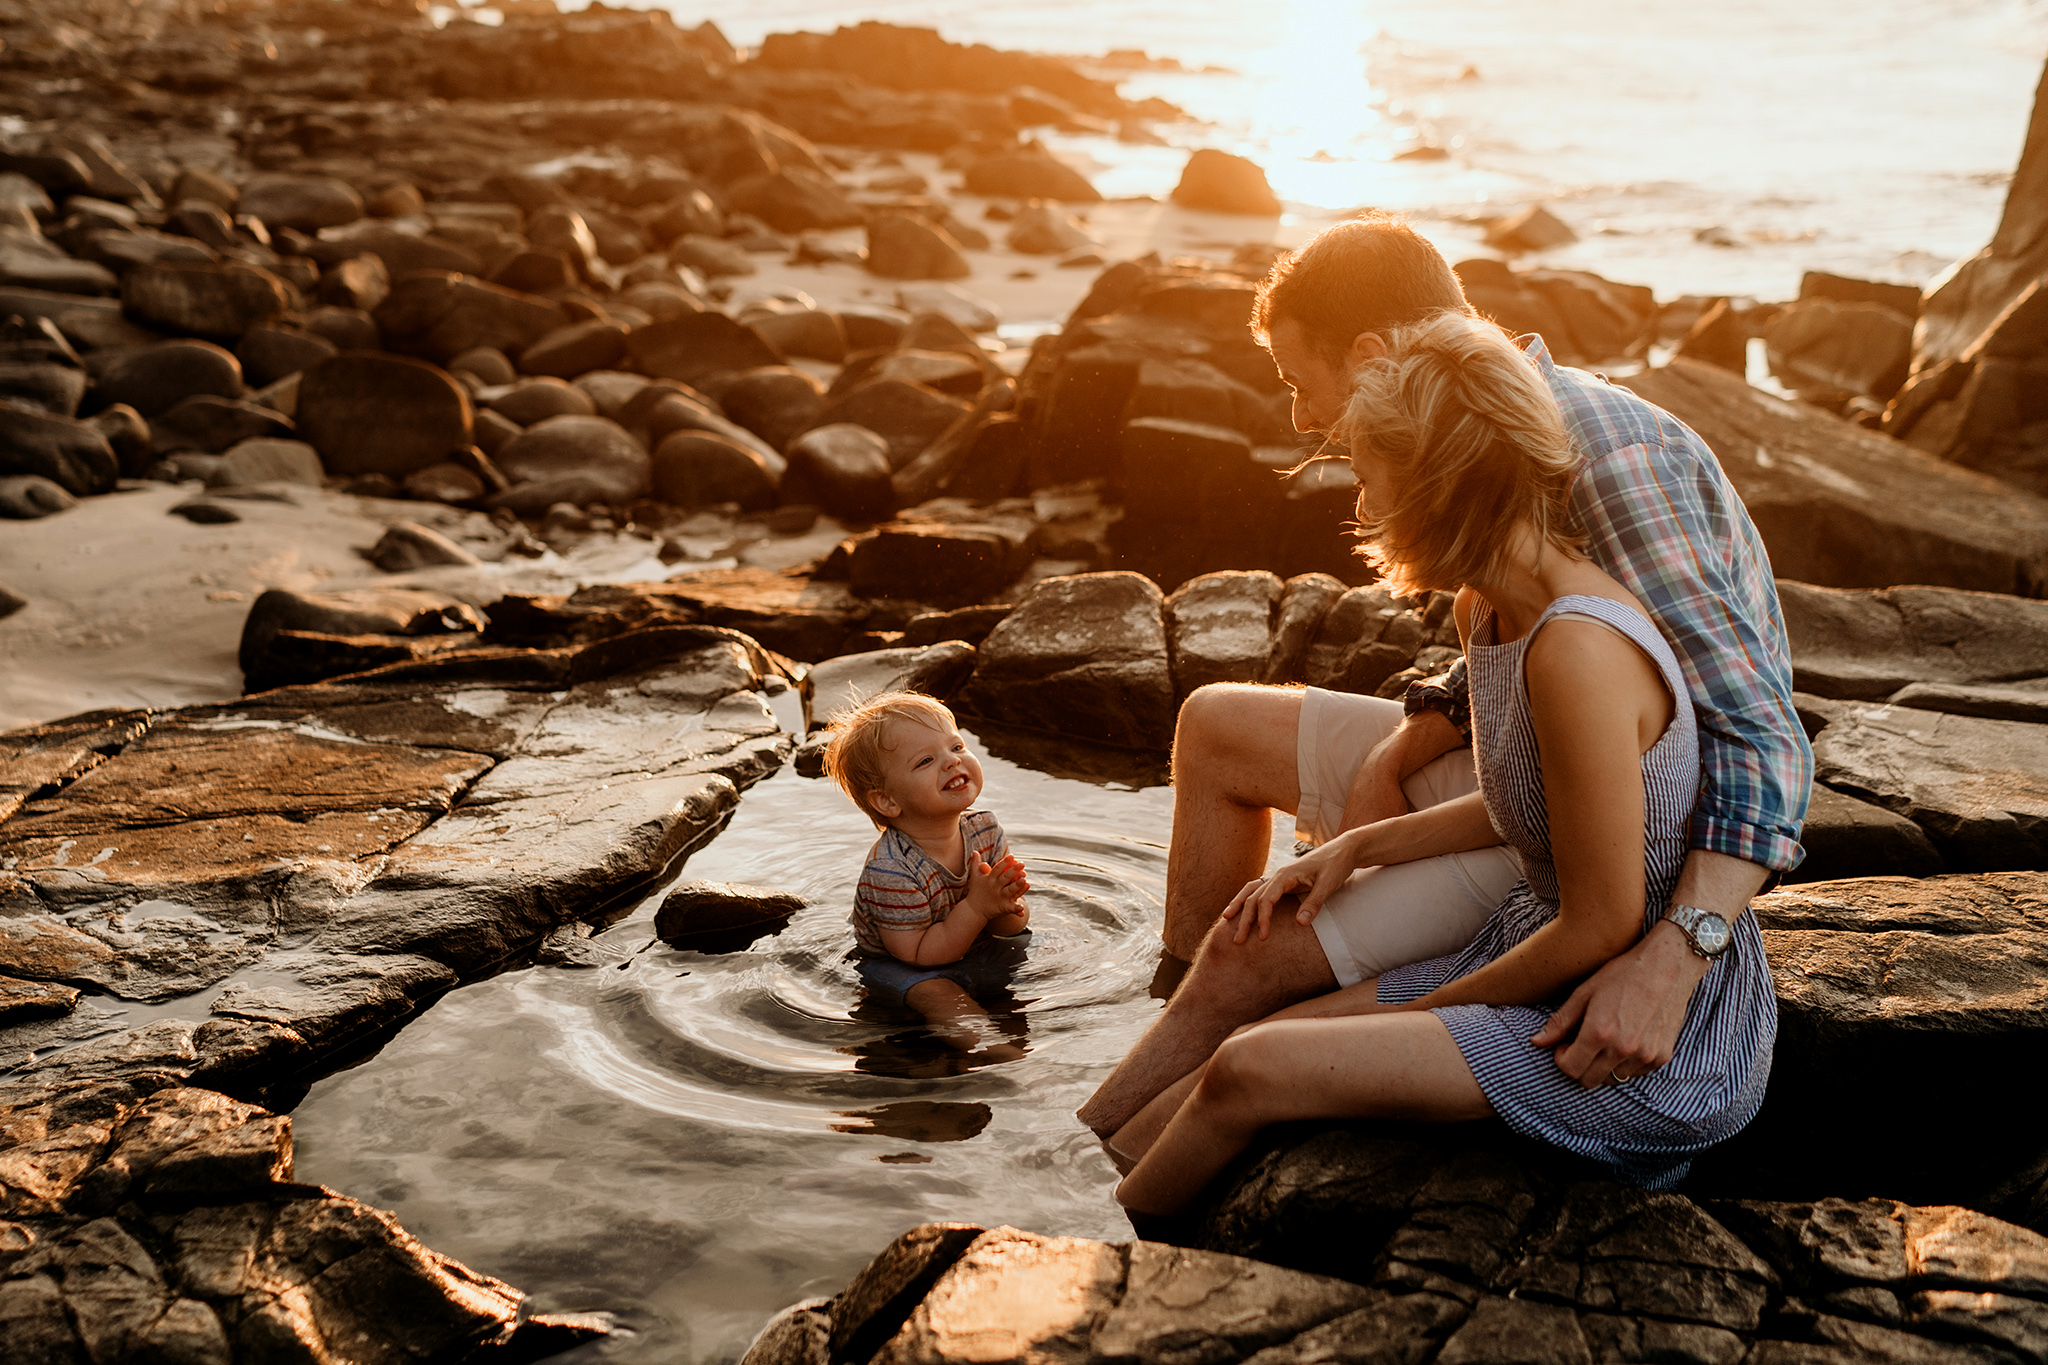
[1114,1011,1491,1216]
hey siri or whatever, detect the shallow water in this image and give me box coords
[291,723,1295,1362]
[648,0,2048,298]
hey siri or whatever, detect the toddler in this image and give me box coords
[823,692,1029,1050]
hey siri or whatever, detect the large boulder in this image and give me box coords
[1807,696,2048,870]
[1621,357,2048,595]
[294,353,474,477]
[846,522,1026,607]
[719,366,827,452]
[655,881,807,953]
[1764,297,1914,404]
[1169,149,1282,216]
[956,571,1176,749]
[490,414,651,508]
[120,261,291,341]
[1165,571,1283,699]
[1780,579,2048,699]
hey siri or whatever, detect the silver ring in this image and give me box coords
[1608,1068,1624,1084]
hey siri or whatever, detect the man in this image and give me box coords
[1078,213,1811,1142]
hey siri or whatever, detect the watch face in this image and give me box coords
[1694,913,1733,957]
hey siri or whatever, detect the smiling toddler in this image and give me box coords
[822,692,1030,1049]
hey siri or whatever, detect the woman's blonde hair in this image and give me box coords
[1337,311,1585,595]
[822,690,959,828]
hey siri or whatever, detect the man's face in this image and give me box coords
[1267,316,1354,436]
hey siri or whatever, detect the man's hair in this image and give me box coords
[1252,212,1472,362]
[1338,311,1585,596]
[822,691,960,828]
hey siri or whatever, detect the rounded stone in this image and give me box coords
[235,324,338,389]
[784,423,894,522]
[518,319,629,379]
[236,173,366,232]
[450,347,517,387]
[120,261,291,341]
[295,353,474,477]
[719,366,826,453]
[0,473,76,518]
[485,377,596,426]
[0,405,118,496]
[651,431,778,511]
[492,415,650,506]
[302,306,380,351]
[93,340,242,417]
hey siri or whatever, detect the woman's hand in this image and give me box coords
[1220,829,1368,944]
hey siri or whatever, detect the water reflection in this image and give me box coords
[290,725,1278,1364]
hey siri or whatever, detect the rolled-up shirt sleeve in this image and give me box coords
[1571,436,1812,872]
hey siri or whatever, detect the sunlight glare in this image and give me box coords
[1238,0,1386,207]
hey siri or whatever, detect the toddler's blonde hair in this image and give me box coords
[822,691,960,828]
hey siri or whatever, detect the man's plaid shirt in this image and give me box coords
[1527,334,1812,871]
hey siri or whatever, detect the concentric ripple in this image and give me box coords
[291,727,1283,1364]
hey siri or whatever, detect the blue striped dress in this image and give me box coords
[1376,593,1776,1188]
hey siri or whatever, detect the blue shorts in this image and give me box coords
[854,931,1032,1010]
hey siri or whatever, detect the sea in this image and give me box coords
[598,0,2048,301]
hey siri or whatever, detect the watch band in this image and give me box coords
[1664,904,1733,959]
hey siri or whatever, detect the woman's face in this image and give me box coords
[1348,439,1397,521]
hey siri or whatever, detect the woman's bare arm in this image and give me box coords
[1404,619,1671,1011]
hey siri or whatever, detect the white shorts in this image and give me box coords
[1293,687,1523,989]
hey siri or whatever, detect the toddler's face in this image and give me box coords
[871,716,984,823]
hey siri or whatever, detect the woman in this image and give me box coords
[1113,311,1776,1216]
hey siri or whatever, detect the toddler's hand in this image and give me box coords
[964,853,1029,920]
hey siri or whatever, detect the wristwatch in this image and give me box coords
[1664,904,1734,960]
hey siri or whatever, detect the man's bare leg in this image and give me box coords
[1160,685,1307,963]
[1077,905,1337,1136]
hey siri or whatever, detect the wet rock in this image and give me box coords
[627,311,785,387]
[1780,580,2048,700]
[721,366,827,452]
[661,568,870,659]
[1301,584,1423,696]
[236,174,364,233]
[295,353,474,478]
[151,395,293,455]
[867,213,971,281]
[654,880,807,952]
[119,261,290,341]
[239,586,487,680]
[957,571,1174,749]
[651,431,779,511]
[1622,358,2048,594]
[1765,297,1914,403]
[0,404,118,496]
[802,643,978,733]
[451,346,517,387]
[367,522,484,572]
[1170,149,1283,216]
[518,318,629,379]
[233,322,336,389]
[1484,204,1579,253]
[1262,573,1347,684]
[899,605,1014,649]
[0,474,75,518]
[809,380,973,472]
[962,143,1100,202]
[211,438,323,489]
[0,975,79,1024]
[1166,571,1283,698]
[491,415,651,510]
[1792,784,1945,882]
[784,423,896,522]
[634,388,783,469]
[372,270,566,365]
[847,523,1023,608]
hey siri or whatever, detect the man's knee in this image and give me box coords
[1173,684,1295,770]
